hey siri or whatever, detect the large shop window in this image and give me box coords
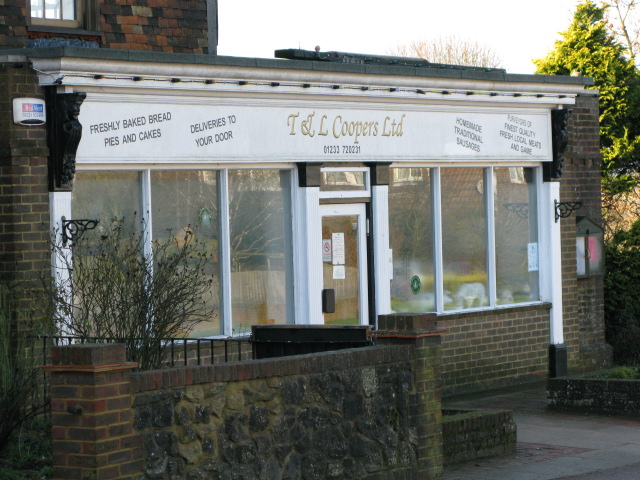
[72,169,293,337]
[389,166,539,313]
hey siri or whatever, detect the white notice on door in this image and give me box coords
[332,233,345,265]
[528,242,539,271]
[333,265,346,279]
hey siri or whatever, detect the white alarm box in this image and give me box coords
[13,98,46,126]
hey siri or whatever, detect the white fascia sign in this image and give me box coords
[76,96,552,164]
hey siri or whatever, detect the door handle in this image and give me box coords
[322,289,336,314]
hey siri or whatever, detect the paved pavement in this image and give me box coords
[442,383,640,480]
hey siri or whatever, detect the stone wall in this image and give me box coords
[548,376,640,416]
[47,317,444,480]
[132,347,418,479]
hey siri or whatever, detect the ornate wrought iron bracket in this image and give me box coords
[61,216,99,245]
[555,200,583,222]
[504,202,529,219]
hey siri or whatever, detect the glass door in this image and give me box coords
[320,204,368,325]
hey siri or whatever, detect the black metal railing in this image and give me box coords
[39,335,254,368]
[33,335,254,417]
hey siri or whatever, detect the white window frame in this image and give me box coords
[318,166,371,200]
[63,164,296,338]
[389,163,543,315]
[30,0,81,27]
[29,0,100,31]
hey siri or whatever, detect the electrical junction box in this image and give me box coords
[13,98,46,125]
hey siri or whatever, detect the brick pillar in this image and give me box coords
[43,343,142,480]
[375,313,445,480]
[0,62,50,289]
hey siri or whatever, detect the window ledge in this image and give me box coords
[437,301,551,320]
[28,25,101,37]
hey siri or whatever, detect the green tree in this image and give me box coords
[534,0,640,196]
[603,219,640,363]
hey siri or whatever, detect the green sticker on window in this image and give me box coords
[410,275,421,295]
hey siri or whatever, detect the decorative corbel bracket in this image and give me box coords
[543,108,572,182]
[46,90,87,192]
[61,216,99,246]
[555,200,583,222]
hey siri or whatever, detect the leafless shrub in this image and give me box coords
[388,35,503,68]
[46,216,215,370]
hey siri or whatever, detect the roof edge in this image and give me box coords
[0,46,595,87]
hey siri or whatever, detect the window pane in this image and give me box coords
[31,0,44,18]
[389,168,435,312]
[228,170,292,333]
[72,171,141,234]
[31,0,76,20]
[151,171,221,337]
[62,0,75,20]
[494,167,539,304]
[70,172,142,336]
[320,171,366,191]
[576,237,587,277]
[441,168,487,310]
[322,215,361,324]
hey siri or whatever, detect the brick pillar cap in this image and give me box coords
[48,343,129,367]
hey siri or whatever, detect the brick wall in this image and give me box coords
[436,305,551,396]
[0,0,209,53]
[0,0,28,48]
[560,93,611,372]
[0,63,50,295]
[377,313,445,479]
[100,0,209,53]
[442,409,516,465]
[44,344,142,479]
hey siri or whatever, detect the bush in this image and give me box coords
[604,366,640,379]
[46,217,215,370]
[604,218,640,364]
[0,417,51,479]
[0,283,47,454]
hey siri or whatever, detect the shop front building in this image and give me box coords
[0,47,611,395]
